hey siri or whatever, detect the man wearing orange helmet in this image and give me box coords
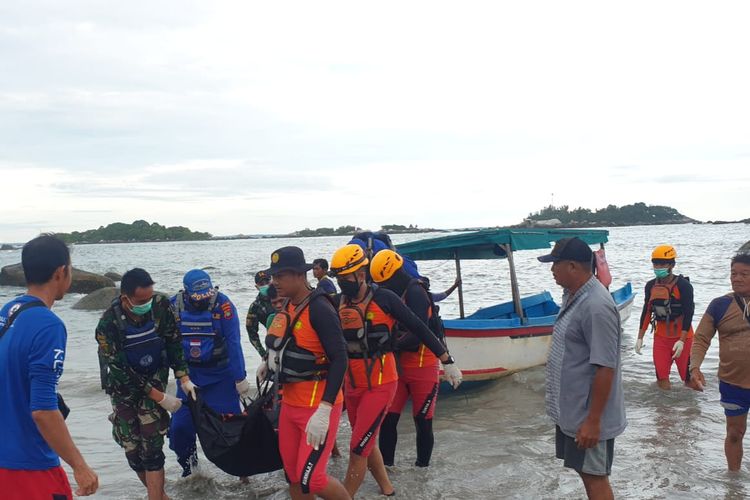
[371,249,460,469]
[329,244,462,497]
[636,245,695,390]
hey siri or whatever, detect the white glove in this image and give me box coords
[305,404,332,450]
[256,361,269,383]
[181,379,198,401]
[236,379,253,405]
[157,392,182,413]
[442,363,463,389]
[635,338,643,355]
[672,339,684,360]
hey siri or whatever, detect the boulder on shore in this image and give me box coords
[1,244,15,251]
[104,272,123,281]
[73,288,171,310]
[72,287,120,310]
[0,263,115,294]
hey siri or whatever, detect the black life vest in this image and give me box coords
[112,298,165,375]
[175,290,229,369]
[338,287,394,359]
[264,289,331,384]
[395,279,447,352]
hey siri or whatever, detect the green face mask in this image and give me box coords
[653,268,670,279]
[259,285,270,296]
[130,299,153,316]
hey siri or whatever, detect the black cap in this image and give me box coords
[537,237,593,263]
[254,270,271,284]
[268,246,314,275]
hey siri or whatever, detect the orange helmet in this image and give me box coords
[369,250,404,283]
[330,244,369,276]
[651,245,676,261]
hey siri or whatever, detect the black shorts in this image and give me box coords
[555,426,614,476]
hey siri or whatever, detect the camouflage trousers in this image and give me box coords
[109,394,170,472]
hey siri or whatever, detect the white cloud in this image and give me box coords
[1,0,749,241]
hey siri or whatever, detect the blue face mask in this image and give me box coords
[653,268,670,279]
[130,298,153,316]
[258,285,270,296]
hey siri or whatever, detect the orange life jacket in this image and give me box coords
[338,289,397,389]
[395,280,442,369]
[266,291,342,407]
[642,276,694,339]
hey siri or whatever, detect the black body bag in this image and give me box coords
[187,382,282,477]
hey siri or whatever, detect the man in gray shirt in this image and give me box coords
[539,237,626,500]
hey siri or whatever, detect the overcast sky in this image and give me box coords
[1,1,749,241]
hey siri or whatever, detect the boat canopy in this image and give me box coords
[397,228,609,261]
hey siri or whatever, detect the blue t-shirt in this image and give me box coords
[317,277,337,296]
[0,295,66,470]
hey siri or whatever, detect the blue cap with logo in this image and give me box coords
[183,269,214,300]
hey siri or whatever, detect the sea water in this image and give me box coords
[1,223,748,499]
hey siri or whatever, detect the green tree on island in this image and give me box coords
[57,220,212,244]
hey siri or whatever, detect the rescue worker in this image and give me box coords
[329,244,463,497]
[246,270,273,358]
[635,245,695,390]
[372,250,453,468]
[95,268,195,500]
[256,247,350,500]
[168,269,252,477]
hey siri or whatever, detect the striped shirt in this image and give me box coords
[546,276,626,440]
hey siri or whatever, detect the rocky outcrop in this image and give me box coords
[0,244,15,251]
[72,287,120,310]
[104,272,123,281]
[0,263,115,294]
[73,287,170,310]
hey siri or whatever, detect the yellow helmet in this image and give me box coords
[330,244,369,276]
[370,250,404,283]
[651,245,676,261]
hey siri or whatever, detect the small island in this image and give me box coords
[516,202,698,228]
[288,224,443,238]
[57,220,212,244]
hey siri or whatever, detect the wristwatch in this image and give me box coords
[443,354,455,365]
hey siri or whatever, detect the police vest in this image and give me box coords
[338,288,394,359]
[175,290,229,369]
[264,290,330,384]
[113,299,165,375]
[394,279,446,352]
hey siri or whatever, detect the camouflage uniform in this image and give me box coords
[245,293,273,357]
[95,294,188,472]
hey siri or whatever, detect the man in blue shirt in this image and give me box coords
[312,258,338,296]
[0,234,98,499]
[169,269,251,477]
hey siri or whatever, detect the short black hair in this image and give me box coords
[313,258,329,271]
[22,234,71,285]
[731,253,750,267]
[121,268,155,296]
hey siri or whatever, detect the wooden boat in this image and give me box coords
[396,228,636,390]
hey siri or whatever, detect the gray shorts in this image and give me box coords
[555,426,614,476]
